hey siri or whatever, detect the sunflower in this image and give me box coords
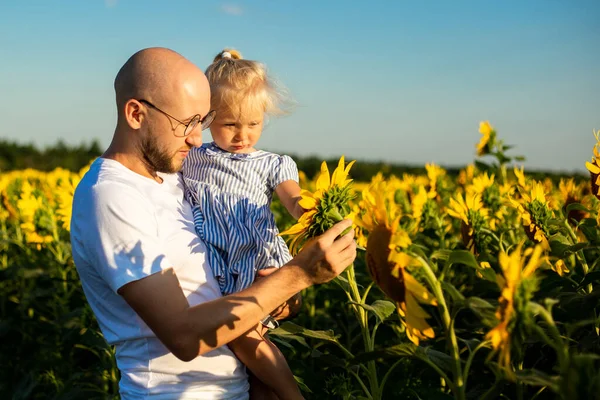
[55,178,78,232]
[397,173,416,192]
[509,181,553,245]
[410,185,429,225]
[559,179,588,224]
[486,244,544,378]
[425,163,446,199]
[389,250,438,345]
[468,172,506,230]
[477,121,496,156]
[458,164,475,187]
[446,192,489,253]
[585,129,600,201]
[355,178,437,345]
[16,181,53,247]
[280,156,355,255]
[513,166,527,191]
[355,175,403,238]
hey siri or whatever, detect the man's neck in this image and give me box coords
[103,143,163,184]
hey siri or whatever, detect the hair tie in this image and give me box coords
[222,51,232,59]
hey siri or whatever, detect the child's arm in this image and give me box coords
[275,180,304,220]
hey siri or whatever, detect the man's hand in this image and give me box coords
[286,219,356,287]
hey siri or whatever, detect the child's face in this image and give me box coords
[209,108,264,153]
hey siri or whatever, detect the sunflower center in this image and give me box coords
[309,186,354,238]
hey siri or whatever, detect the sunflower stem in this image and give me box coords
[349,369,373,400]
[361,282,374,304]
[480,228,504,251]
[528,302,569,371]
[462,340,490,391]
[413,254,465,400]
[345,264,381,399]
[414,352,456,394]
[516,361,524,400]
[500,164,508,186]
[562,219,591,293]
[379,359,403,395]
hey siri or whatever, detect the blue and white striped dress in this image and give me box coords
[182,142,299,295]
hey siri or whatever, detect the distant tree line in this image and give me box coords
[0,139,103,172]
[0,140,586,184]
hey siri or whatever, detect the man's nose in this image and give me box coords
[185,127,203,147]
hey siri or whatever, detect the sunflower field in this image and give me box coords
[2,123,600,399]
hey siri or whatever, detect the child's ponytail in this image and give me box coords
[205,48,294,119]
[212,49,243,63]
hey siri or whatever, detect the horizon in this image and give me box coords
[0,137,589,177]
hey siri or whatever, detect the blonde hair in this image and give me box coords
[205,49,293,120]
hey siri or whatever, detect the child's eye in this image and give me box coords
[249,122,260,127]
[223,123,236,127]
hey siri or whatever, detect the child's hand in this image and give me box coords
[255,267,278,280]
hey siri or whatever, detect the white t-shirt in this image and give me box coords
[71,158,249,399]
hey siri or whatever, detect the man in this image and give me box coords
[70,47,356,399]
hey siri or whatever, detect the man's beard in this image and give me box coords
[141,131,180,174]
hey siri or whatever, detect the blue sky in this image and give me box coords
[1,0,598,173]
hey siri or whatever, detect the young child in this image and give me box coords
[182,49,305,399]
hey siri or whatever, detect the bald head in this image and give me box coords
[114,47,209,115]
[105,48,208,178]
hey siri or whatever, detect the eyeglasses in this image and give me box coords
[138,99,216,137]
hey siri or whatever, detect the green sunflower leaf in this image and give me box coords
[349,300,396,323]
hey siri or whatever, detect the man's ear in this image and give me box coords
[124,99,144,130]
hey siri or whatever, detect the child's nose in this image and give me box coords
[235,128,248,141]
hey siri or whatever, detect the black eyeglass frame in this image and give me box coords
[137,99,216,136]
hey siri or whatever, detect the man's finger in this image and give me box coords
[319,219,353,244]
[328,229,355,252]
[337,242,357,266]
[341,244,357,265]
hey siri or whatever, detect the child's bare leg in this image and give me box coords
[229,324,304,400]
[249,371,279,400]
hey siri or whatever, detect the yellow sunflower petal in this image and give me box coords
[280,222,307,236]
[344,160,356,176]
[402,295,436,339]
[316,161,331,191]
[479,121,494,135]
[586,161,600,174]
[404,273,437,306]
[330,156,347,187]
[298,196,318,210]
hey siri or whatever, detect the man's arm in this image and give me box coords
[255,267,302,321]
[118,219,356,361]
